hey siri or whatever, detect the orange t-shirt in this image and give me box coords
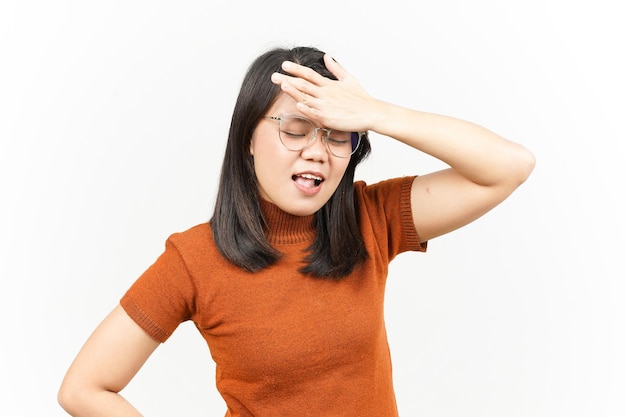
[121,176,426,416]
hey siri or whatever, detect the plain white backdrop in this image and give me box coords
[1,1,624,416]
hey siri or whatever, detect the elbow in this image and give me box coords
[58,376,123,415]
[503,144,535,188]
[57,382,77,415]
[515,146,536,186]
[58,378,86,416]
[58,378,91,416]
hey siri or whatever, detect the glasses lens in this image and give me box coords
[277,116,361,158]
[326,130,361,158]
[279,117,315,151]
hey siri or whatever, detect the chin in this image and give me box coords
[285,206,320,217]
[282,200,326,217]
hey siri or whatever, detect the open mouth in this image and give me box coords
[292,173,324,188]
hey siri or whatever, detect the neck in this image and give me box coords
[260,199,316,245]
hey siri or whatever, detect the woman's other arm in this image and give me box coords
[58,305,159,416]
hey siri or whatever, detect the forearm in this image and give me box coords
[369,101,535,187]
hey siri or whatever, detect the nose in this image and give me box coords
[300,128,330,161]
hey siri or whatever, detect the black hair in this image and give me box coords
[209,46,371,279]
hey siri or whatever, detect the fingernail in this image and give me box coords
[282,61,293,70]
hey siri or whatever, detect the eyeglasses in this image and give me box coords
[264,116,362,158]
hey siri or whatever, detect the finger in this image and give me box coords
[271,73,317,105]
[280,61,325,86]
[295,100,319,117]
[272,72,318,97]
[323,54,349,81]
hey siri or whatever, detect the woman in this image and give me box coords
[58,46,535,416]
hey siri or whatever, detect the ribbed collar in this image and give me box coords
[260,199,316,245]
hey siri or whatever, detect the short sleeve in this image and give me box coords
[356,176,427,262]
[120,238,196,343]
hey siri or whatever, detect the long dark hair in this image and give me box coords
[210,46,371,279]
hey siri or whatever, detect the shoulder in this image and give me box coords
[164,223,216,266]
[354,176,416,206]
[168,222,212,246]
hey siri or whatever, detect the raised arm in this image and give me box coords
[374,105,535,242]
[58,305,159,416]
[271,54,535,241]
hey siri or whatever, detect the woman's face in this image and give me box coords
[250,92,351,216]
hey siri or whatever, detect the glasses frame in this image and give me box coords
[264,116,362,158]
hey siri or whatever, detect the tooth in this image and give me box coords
[301,174,321,180]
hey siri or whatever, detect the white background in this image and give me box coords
[1,1,624,416]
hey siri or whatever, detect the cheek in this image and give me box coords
[251,143,289,189]
[332,160,351,182]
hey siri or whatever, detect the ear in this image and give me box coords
[249,137,255,156]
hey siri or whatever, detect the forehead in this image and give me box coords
[267,92,301,117]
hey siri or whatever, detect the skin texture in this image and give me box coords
[58,53,535,416]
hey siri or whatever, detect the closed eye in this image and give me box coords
[327,137,349,146]
[281,129,308,138]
